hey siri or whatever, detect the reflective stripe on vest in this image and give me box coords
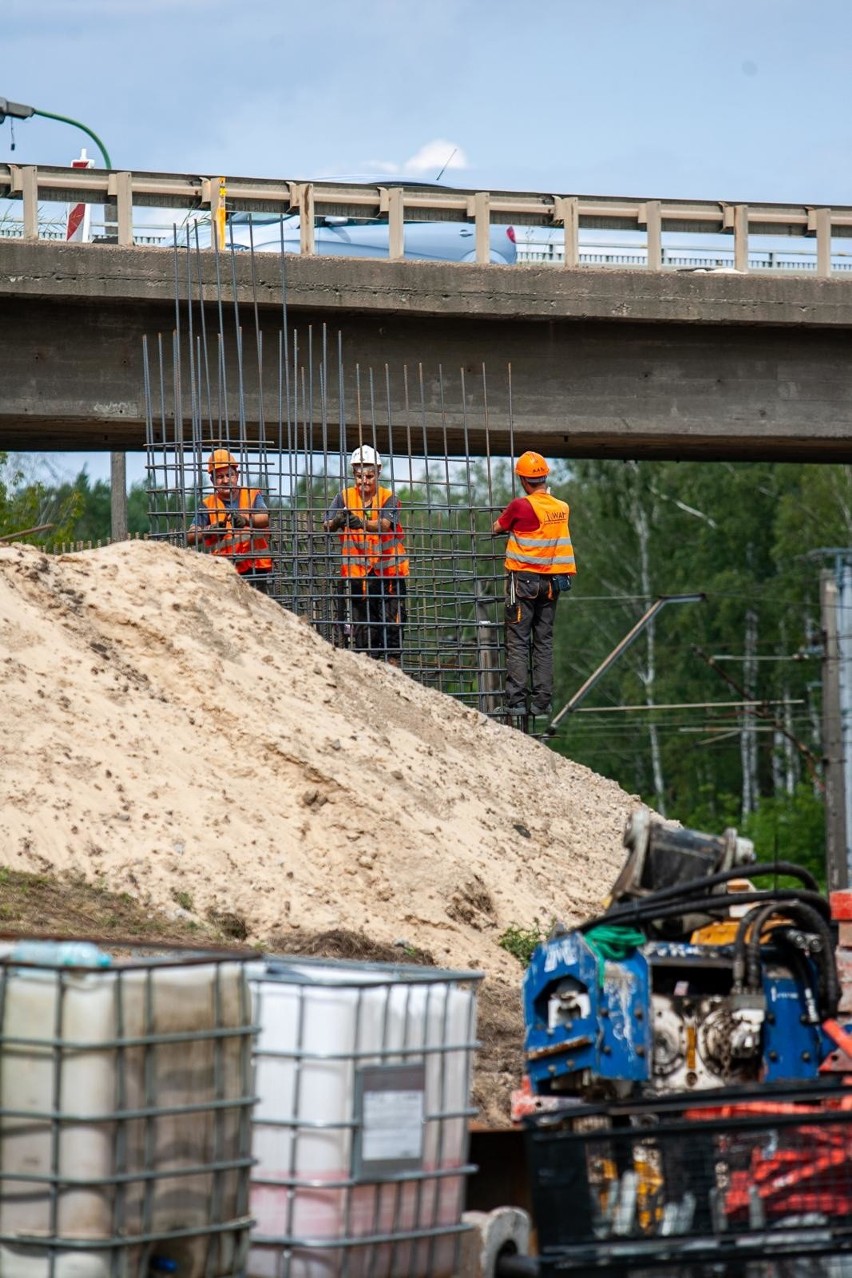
[504,490,575,575]
[202,488,272,573]
[339,486,410,579]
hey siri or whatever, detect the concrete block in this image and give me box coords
[457,1208,532,1278]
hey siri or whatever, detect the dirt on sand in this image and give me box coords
[0,540,638,1126]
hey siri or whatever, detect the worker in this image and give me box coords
[186,448,273,593]
[492,451,575,716]
[322,445,409,665]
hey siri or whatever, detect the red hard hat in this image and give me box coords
[515,451,549,480]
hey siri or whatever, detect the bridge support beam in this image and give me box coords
[2,240,852,462]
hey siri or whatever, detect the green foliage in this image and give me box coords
[742,783,826,888]
[55,472,150,542]
[0,453,82,544]
[498,919,547,965]
[548,457,842,884]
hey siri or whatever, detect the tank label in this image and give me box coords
[352,1063,427,1178]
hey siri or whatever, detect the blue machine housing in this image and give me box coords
[524,932,838,1096]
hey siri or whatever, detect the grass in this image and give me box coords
[497,919,548,966]
[0,867,221,947]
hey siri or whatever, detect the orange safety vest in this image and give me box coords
[338,486,409,579]
[202,489,272,574]
[504,490,575,576]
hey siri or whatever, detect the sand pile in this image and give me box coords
[1,540,638,1122]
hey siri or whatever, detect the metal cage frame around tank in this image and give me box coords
[247,956,483,1278]
[0,946,259,1277]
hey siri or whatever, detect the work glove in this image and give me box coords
[327,512,346,532]
[345,513,364,530]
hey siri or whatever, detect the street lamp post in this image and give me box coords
[0,96,127,542]
[0,98,112,169]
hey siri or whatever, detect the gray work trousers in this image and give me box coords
[504,572,559,711]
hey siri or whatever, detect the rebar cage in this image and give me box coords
[142,236,536,721]
[524,1081,852,1278]
[0,946,257,1278]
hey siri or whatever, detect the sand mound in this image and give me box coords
[1,540,637,1121]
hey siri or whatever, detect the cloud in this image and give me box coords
[367,140,469,180]
[403,139,469,176]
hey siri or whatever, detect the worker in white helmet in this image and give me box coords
[322,445,409,665]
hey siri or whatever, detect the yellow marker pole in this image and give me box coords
[214,178,227,250]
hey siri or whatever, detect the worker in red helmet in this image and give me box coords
[186,448,273,593]
[492,451,575,718]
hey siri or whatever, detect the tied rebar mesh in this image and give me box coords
[142,227,525,722]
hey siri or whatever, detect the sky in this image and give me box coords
[3,0,852,484]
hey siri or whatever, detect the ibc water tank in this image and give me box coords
[0,945,256,1278]
[247,957,482,1278]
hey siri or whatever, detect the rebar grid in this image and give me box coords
[143,234,523,721]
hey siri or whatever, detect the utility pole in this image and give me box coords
[821,561,852,889]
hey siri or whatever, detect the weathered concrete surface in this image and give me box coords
[2,239,852,459]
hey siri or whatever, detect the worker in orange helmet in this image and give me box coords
[492,451,575,718]
[186,448,273,593]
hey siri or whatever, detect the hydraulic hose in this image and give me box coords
[733,902,780,990]
[747,900,839,1019]
[583,886,831,936]
[579,862,822,934]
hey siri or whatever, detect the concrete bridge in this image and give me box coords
[2,163,852,463]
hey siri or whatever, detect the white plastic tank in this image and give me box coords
[0,943,256,1278]
[247,957,482,1278]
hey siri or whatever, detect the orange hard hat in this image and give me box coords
[515,451,550,480]
[207,448,238,475]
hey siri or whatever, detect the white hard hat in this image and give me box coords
[350,445,382,468]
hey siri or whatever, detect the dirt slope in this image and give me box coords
[0,540,638,1124]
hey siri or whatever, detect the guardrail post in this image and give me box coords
[386,187,404,260]
[553,196,578,269]
[641,200,662,270]
[109,171,134,246]
[12,165,39,240]
[733,204,749,272]
[298,183,315,255]
[473,192,491,265]
[810,207,832,278]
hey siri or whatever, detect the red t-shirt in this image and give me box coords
[496,497,540,533]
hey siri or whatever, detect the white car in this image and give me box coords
[221,209,518,264]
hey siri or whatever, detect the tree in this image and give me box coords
[0,453,81,544]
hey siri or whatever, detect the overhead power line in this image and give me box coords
[575,698,804,714]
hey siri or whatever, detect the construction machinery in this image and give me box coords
[510,809,852,1278]
[523,808,846,1100]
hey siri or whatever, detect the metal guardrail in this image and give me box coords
[2,163,851,274]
